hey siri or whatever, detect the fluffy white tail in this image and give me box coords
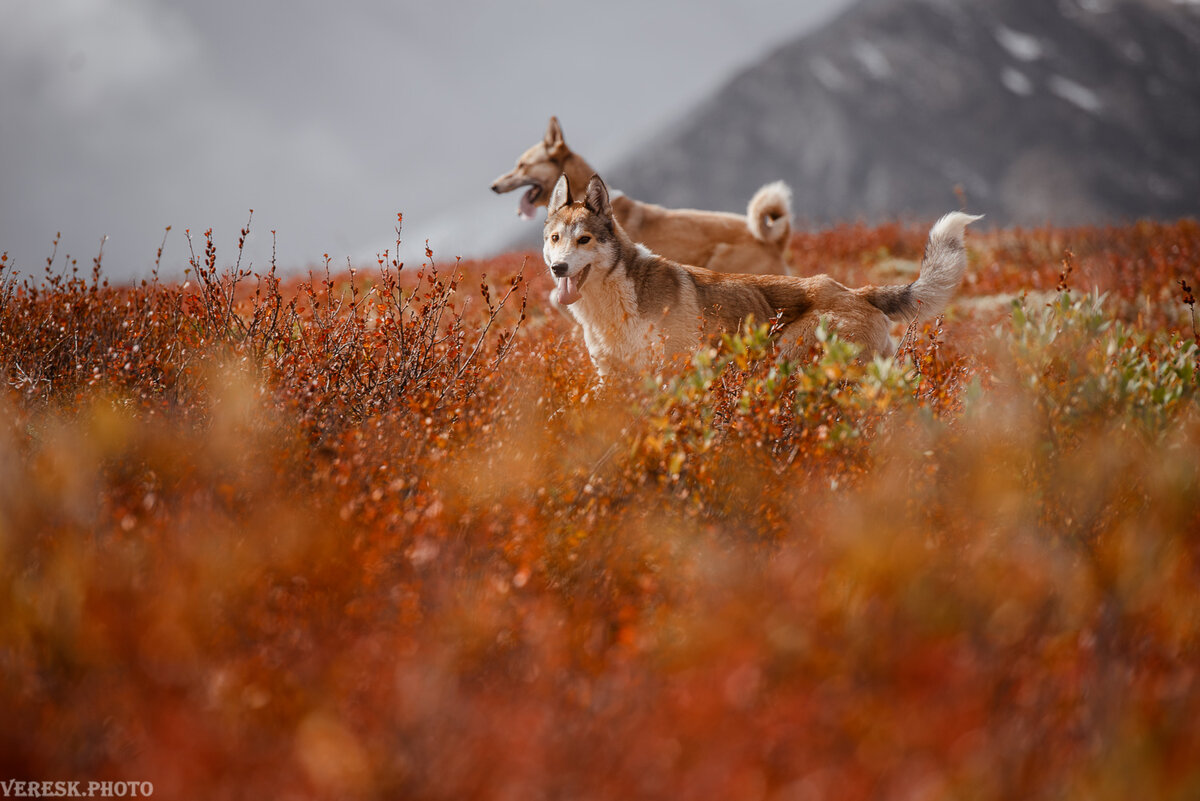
[866,212,983,323]
[746,180,793,248]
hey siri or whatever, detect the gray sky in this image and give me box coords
[0,0,854,280]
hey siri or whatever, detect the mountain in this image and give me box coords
[608,0,1200,227]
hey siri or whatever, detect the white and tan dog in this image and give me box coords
[494,117,794,275]
[543,173,981,377]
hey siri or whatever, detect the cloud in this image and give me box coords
[1,0,200,115]
[0,0,375,276]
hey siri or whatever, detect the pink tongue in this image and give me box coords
[518,190,537,220]
[554,275,581,306]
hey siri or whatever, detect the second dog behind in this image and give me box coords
[492,117,794,276]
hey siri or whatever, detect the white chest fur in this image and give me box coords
[569,267,662,375]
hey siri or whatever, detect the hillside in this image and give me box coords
[609,0,1200,226]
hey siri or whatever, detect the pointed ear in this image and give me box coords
[544,116,567,157]
[547,173,572,215]
[584,174,612,220]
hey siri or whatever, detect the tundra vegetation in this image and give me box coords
[1,215,1198,800]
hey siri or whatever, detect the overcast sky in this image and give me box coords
[0,0,854,281]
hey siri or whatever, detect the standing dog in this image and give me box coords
[543,174,981,377]
[493,117,794,275]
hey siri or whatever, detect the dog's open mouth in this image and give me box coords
[518,185,543,220]
[553,265,590,306]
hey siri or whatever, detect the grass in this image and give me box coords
[1,216,1198,800]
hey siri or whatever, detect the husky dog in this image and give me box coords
[493,117,794,275]
[543,173,981,377]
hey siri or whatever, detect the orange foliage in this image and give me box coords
[1,218,1198,800]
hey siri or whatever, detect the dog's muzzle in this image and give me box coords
[550,263,588,307]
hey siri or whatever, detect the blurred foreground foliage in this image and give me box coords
[1,220,1198,800]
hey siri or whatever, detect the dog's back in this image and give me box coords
[615,194,791,275]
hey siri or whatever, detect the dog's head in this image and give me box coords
[491,117,570,220]
[543,173,617,307]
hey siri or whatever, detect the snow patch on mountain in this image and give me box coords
[1048,75,1104,113]
[1001,67,1034,96]
[994,25,1044,61]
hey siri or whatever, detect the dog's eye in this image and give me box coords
[577,236,591,245]
[550,233,559,243]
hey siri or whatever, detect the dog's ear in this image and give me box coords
[544,116,567,158]
[547,173,572,215]
[584,174,612,220]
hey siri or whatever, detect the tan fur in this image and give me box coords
[495,117,794,275]
[544,174,981,377]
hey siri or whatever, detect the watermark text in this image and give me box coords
[1,781,153,798]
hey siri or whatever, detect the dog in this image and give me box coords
[543,173,981,378]
[493,117,794,275]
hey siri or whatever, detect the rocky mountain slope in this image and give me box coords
[608,0,1200,227]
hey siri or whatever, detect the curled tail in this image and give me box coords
[864,212,983,323]
[746,180,793,249]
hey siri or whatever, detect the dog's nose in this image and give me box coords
[551,262,569,278]
[490,182,501,193]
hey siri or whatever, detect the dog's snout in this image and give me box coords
[490,182,502,194]
[551,262,569,278]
